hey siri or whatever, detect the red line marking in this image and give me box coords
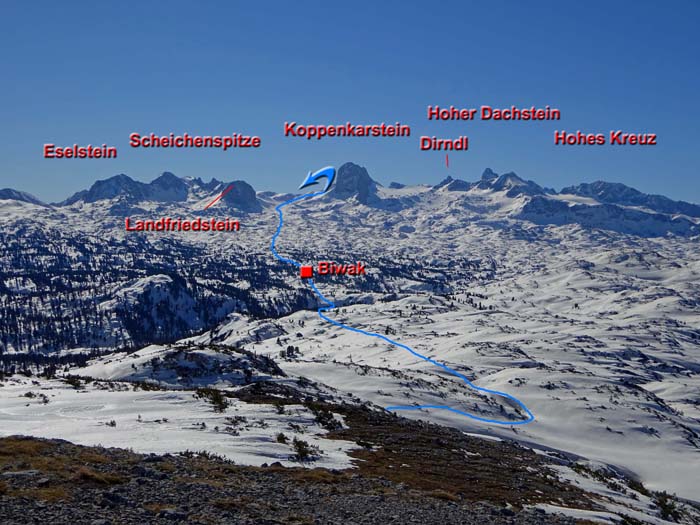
[203,184,234,210]
[446,153,449,169]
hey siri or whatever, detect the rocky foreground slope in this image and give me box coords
[1,375,699,524]
[0,436,572,525]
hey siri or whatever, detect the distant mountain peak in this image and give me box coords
[329,162,379,204]
[433,176,454,189]
[152,171,180,184]
[61,173,148,205]
[193,177,224,192]
[561,181,700,218]
[57,171,265,212]
[492,172,526,190]
[149,171,189,202]
[432,175,472,192]
[481,168,498,181]
[445,179,473,192]
[221,180,262,213]
[474,169,545,197]
[0,188,46,206]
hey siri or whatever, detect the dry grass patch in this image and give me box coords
[323,404,592,508]
[428,489,460,502]
[0,437,49,459]
[155,461,177,473]
[290,468,349,484]
[77,451,110,464]
[144,503,175,514]
[214,496,253,511]
[284,515,314,525]
[25,455,70,475]
[74,466,125,485]
[10,487,70,502]
[174,476,226,488]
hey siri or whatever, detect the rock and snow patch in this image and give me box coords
[79,344,285,389]
[0,376,356,469]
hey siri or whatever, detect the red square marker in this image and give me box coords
[300,266,313,279]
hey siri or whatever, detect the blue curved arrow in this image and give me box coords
[270,167,535,426]
[298,166,336,193]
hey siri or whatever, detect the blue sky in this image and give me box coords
[1,1,698,202]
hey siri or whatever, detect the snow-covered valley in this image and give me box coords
[1,163,699,522]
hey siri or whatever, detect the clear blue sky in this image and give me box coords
[1,1,698,203]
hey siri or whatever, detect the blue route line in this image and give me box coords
[271,190,534,426]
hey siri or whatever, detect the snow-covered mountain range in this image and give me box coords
[4,162,699,235]
[1,163,699,522]
[1,162,696,354]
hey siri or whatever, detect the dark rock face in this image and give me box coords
[476,171,498,190]
[432,176,473,192]
[62,174,149,205]
[481,168,499,183]
[445,179,473,192]
[221,180,263,213]
[330,162,379,204]
[433,176,454,189]
[148,172,189,202]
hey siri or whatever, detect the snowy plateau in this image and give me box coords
[1,162,699,523]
